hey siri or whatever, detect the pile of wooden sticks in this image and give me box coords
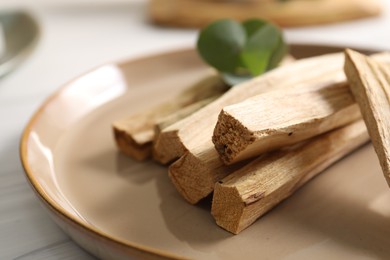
[113,49,390,234]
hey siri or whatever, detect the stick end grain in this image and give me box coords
[212,183,245,234]
[168,152,215,204]
[112,127,152,161]
[344,48,367,72]
[168,147,239,204]
[213,109,255,165]
[153,129,185,164]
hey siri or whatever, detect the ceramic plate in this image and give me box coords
[21,45,390,259]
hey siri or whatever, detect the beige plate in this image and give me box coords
[21,45,390,260]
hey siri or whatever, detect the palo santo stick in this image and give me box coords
[155,53,346,164]
[212,120,369,234]
[113,72,228,160]
[212,81,360,165]
[344,49,390,186]
[166,52,390,204]
[149,0,381,28]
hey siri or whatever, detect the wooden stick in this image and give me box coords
[154,53,345,164]
[212,81,360,165]
[113,71,228,160]
[344,49,390,186]
[212,120,369,234]
[149,0,381,28]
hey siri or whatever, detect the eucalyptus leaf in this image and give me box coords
[197,19,246,73]
[196,18,287,86]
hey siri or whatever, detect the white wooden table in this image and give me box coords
[1,0,390,259]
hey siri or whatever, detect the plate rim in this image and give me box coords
[19,43,382,259]
[19,48,197,259]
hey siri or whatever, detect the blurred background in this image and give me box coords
[1,0,390,259]
[1,0,389,96]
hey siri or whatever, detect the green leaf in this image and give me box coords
[196,18,287,86]
[240,22,281,75]
[197,19,246,73]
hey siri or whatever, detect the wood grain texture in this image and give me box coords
[113,71,227,161]
[212,120,369,234]
[344,49,390,186]
[212,81,360,164]
[149,0,381,28]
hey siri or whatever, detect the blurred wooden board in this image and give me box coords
[149,0,381,28]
